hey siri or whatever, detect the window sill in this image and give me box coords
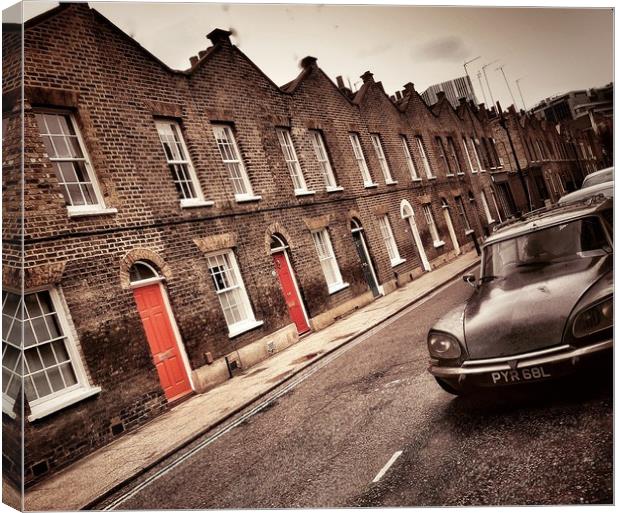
[235,194,262,203]
[412,177,422,182]
[465,229,475,235]
[228,319,264,338]
[328,282,350,295]
[472,170,478,174]
[326,186,344,193]
[385,179,399,185]
[28,386,101,422]
[446,174,455,178]
[294,189,316,197]
[457,172,465,176]
[67,207,118,218]
[364,182,379,189]
[433,240,446,248]
[181,199,215,208]
[390,257,407,268]
[2,394,16,419]
[427,176,437,180]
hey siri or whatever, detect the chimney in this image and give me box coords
[458,97,467,105]
[436,91,446,101]
[207,28,232,46]
[336,76,345,89]
[300,56,318,69]
[198,50,207,59]
[395,90,402,100]
[360,71,374,84]
[189,56,199,66]
[403,82,415,94]
[508,105,517,115]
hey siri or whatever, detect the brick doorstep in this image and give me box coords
[24,251,479,511]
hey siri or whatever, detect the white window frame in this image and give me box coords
[447,136,463,175]
[312,229,349,294]
[211,124,260,202]
[422,204,444,247]
[155,119,212,208]
[370,134,396,184]
[435,136,453,176]
[309,130,341,192]
[534,140,544,162]
[480,191,495,223]
[462,136,475,173]
[1,287,101,421]
[415,136,434,179]
[579,142,587,161]
[471,137,483,172]
[35,111,116,217]
[378,216,405,267]
[490,189,504,222]
[206,250,263,338]
[401,136,419,181]
[277,128,314,196]
[349,133,376,188]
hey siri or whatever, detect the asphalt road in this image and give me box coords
[100,276,613,509]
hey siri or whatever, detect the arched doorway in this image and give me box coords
[400,200,431,272]
[440,198,461,256]
[270,235,310,335]
[130,261,193,402]
[350,218,381,297]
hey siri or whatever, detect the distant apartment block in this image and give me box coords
[530,83,613,124]
[421,75,478,108]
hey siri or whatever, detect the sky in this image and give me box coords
[9,1,615,111]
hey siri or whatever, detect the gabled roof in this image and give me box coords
[281,60,355,104]
[25,3,181,75]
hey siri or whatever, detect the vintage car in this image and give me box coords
[427,198,613,395]
[558,166,614,206]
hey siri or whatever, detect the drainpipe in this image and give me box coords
[497,102,533,212]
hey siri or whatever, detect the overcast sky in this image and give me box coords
[13,1,615,110]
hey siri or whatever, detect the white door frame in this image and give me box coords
[351,224,384,295]
[441,203,461,256]
[400,200,431,272]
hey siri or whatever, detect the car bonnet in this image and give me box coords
[463,254,611,359]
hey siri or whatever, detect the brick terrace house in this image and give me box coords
[2,3,606,486]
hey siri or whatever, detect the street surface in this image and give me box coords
[97,276,613,509]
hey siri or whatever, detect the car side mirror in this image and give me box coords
[462,274,477,288]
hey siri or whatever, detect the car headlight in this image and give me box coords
[572,298,613,338]
[428,331,462,359]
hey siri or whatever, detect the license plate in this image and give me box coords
[490,366,552,384]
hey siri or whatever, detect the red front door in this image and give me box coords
[133,283,192,402]
[273,252,310,334]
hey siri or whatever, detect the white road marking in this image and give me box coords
[372,450,403,483]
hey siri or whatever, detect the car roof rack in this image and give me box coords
[490,194,610,234]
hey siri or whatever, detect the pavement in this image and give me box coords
[24,250,479,511]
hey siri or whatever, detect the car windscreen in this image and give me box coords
[583,170,613,188]
[483,216,610,278]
